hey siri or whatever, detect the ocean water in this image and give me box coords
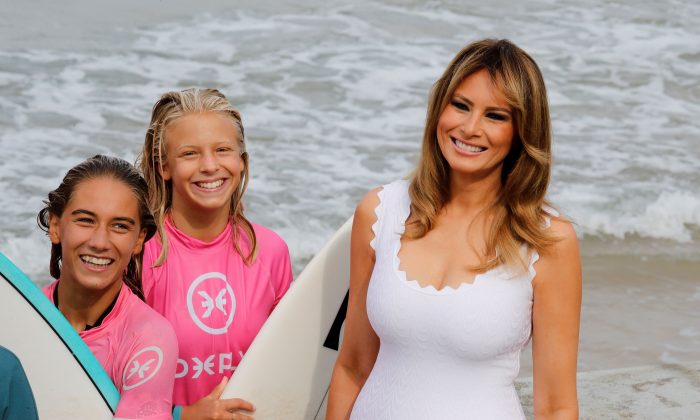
[1,0,698,373]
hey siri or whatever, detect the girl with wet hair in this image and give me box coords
[139,88,293,419]
[37,154,178,420]
[328,39,581,419]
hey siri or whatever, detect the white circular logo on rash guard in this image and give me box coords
[186,272,236,335]
[122,346,164,390]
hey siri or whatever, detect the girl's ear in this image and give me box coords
[240,151,248,173]
[160,161,172,181]
[132,228,148,255]
[48,214,61,244]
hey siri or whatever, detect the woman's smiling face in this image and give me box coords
[49,176,146,292]
[437,68,515,181]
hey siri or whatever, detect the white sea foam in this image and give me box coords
[679,327,700,338]
[556,190,700,242]
[0,232,52,284]
[0,0,699,274]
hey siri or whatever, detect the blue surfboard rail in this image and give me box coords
[0,251,119,413]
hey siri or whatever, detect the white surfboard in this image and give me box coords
[221,217,352,419]
[0,252,118,419]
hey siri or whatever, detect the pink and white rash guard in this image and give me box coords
[43,281,178,420]
[142,217,293,405]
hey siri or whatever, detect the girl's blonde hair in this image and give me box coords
[408,39,556,271]
[138,88,257,266]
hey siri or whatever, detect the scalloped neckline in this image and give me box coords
[384,183,492,294]
[372,180,539,295]
[392,202,501,294]
[394,236,498,295]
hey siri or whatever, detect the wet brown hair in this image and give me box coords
[37,155,157,300]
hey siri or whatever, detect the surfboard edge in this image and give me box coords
[0,251,120,412]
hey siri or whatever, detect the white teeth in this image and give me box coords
[453,139,486,153]
[197,179,224,189]
[81,255,112,266]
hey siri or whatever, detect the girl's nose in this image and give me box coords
[200,152,218,173]
[87,226,110,251]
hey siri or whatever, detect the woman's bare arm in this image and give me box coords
[532,218,582,420]
[326,189,382,420]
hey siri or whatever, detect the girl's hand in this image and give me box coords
[181,376,256,420]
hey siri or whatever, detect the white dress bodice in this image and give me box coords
[350,180,542,420]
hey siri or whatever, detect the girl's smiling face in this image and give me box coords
[49,176,146,292]
[161,112,244,219]
[437,69,515,181]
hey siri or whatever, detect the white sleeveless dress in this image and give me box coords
[350,180,547,420]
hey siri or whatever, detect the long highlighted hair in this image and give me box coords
[408,39,557,271]
[138,88,257,266]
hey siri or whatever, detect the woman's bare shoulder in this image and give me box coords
[548,216,577,245]
[534,216,581,288]
[354,186,383,224]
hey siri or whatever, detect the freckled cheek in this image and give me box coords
[176,162,198,176]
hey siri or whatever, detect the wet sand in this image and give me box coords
[517,361,700,419]
[519,254,700,377]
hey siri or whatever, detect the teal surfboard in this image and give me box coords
[0,252,118,419]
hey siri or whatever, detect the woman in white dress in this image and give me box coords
[327,39,581,419]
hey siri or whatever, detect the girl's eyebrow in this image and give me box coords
[71,209,136,225]
[175,143,198,150]
[453,93,512,115]
[112,217,137,226]
[71,209,96,217]
[176,139,236,150]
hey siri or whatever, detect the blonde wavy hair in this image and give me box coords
[407,39,557,271]
[137,88,257,266]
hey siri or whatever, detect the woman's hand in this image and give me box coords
[181,376,256,420]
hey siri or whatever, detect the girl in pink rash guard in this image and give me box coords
[139,88,293,419]
[37,155,179,420]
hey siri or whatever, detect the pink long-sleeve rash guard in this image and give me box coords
[43,281,179,420]
[142,217,293,405]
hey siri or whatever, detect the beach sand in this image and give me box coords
[517,361,700,419]
[519,253,700,377]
